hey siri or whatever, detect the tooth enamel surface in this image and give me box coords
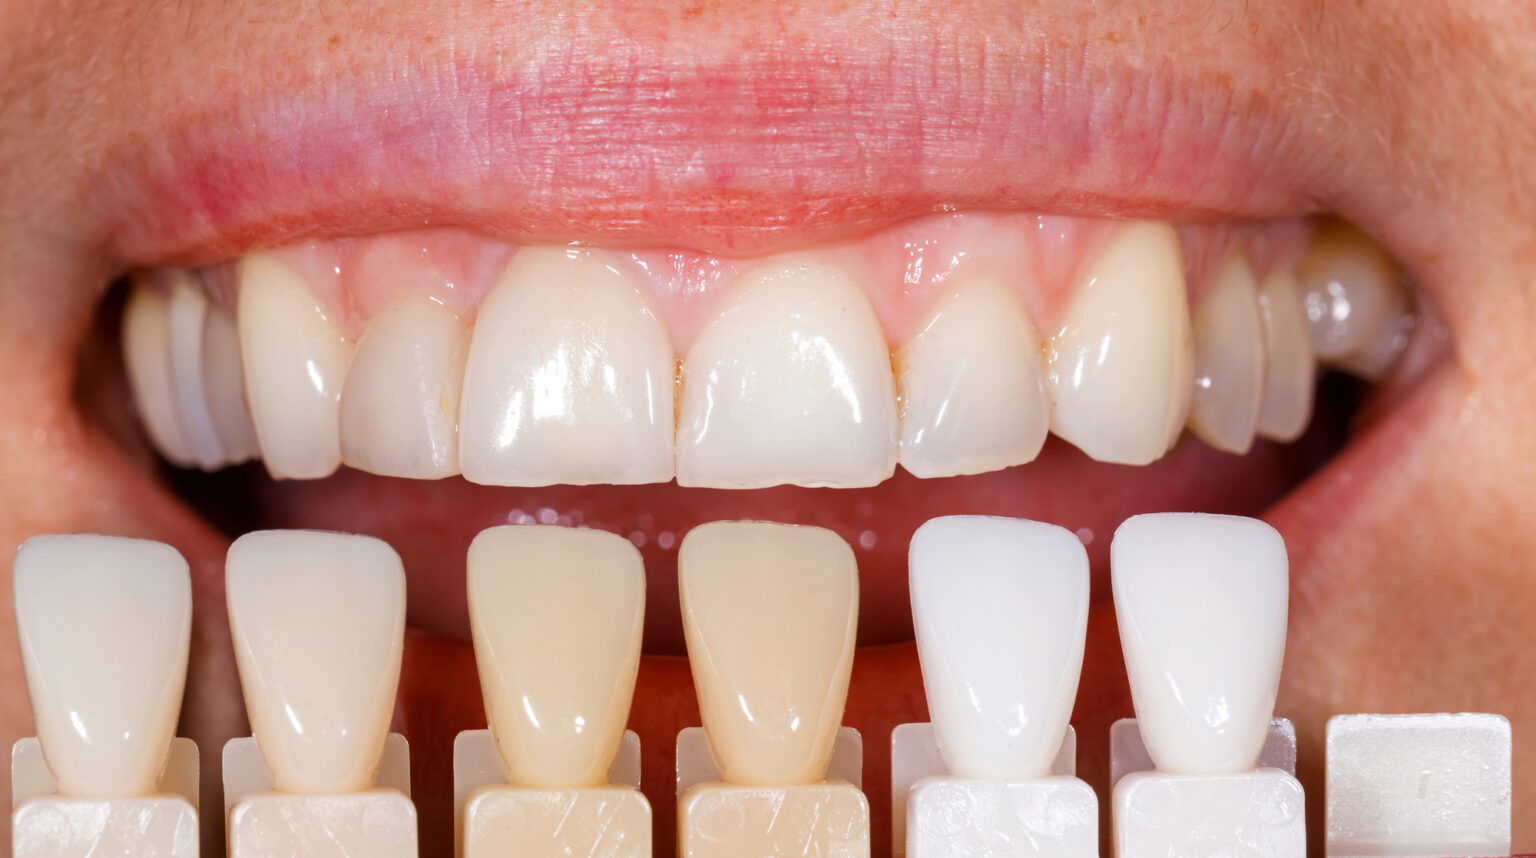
[201,301,260,465]
[166,275,226,469]
[1111,513,1289,774]
[467,525,645,788]
[676,261,898,488]
[909,516,1089,780]
[14,535,191,798]
[1255,267,1317,442]
[237,253,353,480]
[122,283,195,467]
[1045,221,1193,466]
[896,280,1051,478]
[1333,283,1412,380]
[1298,222,1405,361]
[459,247,675,486]
[340,296,468,479]
[679,521,859,785]
[226,530,406,794]
[1188,254,1266,455]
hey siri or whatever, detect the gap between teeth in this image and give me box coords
[121,215,1413,486]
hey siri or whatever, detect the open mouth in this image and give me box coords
[15,3,1508,855]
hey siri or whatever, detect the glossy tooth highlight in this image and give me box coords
[226,530,406,794]
[237,253,353,480]
[679,522,859,785]
[1298,222,1409,367]
[1255,266,1317,442]
[459,247,676,487]
[340,296,469,479]
[1112,513,1289,774]
[1045,222,1193,466]
[1188,254,1266,455]
[676,261,898,488]
[467,525,645,788]
[896,280,1051,478]
[14,535,191,798]
[910,516,1089,780]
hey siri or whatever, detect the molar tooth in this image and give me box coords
[1332,286,1413,380]
[201,301,260,465]
[122,282,195,467]
[1045,222,1193,466]
[166,274,226,469]
[14,535,191,798]
[340,296,468,479]
[458,247,675,487]
[1188,254,1266,455]
[1255,267,1316,442]
[676,261,898,488]
[467,525,645,788]
[1299,222,1406,361]
[896,280,1050,478]
[679,522,858,784]
[909,516,1088,779]
[237,253,353,479]
[226,530,405,793]
[1112,513,1289,774]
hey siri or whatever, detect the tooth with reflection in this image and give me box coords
[201,300,260,465]
[467,525,645,788]
[1188,254,1266,454]
[679,521,858,784]
[14,535,191,798]
[226,530,405,793]
[1111,513,1288,774]
[166,274,226,469]
[1298,222,1407,362]
[1255,266,1316,442]
[1046,221,1193,465]
[459,247,675,487]
[122,282,195,467]
[341,296,468,479]
[896,280,1051,478]
[676,261,898,488]
[238,253,353,479]
[909,515,1088,779]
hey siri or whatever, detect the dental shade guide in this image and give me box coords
[11,535,200,858]
[675,522,871,858]
[675,725,865,797]
[1109,717,1297,787]
[1325,713,1512,858]
[1111,513,1305,858]
[224,531,418,858]
[221,732,413,816]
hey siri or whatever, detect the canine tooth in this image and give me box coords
[909,516,1088,779]
[679,522,858,784]
[677,261,898,488]
[340,296,468,479]
[122,283,195,467]
[237,253,353,479]
[467,525,645,788]
[459,247,675,486]
[1046,222,1193,465]
[1298,222,1405,361]
[166,275,226,469]
[202,302,260,465]
[226,530,405,793]
[14,535,191,797]
[1188,254,1266,454]
[1112,513,1288,774]
[1255,267,1316,442]
[896,280,1050,477]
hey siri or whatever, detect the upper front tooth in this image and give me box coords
[676,261,898,488]
[1111,513,1289,774]
[467,525,645,788]
[14,535,191,798]
[1298,222,1406,362]
[1046,222,1193,466]
[340,296,468,479]
[1255,266,1316,442]
[458,247,676,487]
[166,274,226,469]
[679,522,859,785]
[201,300,260,465]
[238,253,353,480]
[1188,254,1266,455]
[909,516,1088,780]
[122,282,195,468]
[896,280,1051,478]
[226,530,405,793]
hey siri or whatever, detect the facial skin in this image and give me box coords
[1,0,1534,854]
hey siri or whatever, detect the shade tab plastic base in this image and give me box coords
[13,795,199,858]
[1112,769,1304,858]
[228,789,418,858]
[462,785,651,858]
[907,775,1096,858]
[678,781,870,858]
